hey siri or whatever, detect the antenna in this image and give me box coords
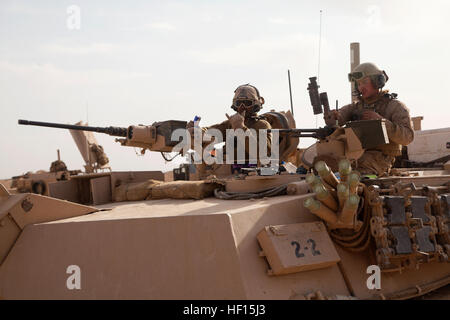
[287,70,294,116]
[86,101,89,125]
[316,10,323,128]
[317,10,323,83]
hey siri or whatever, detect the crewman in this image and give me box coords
[326,62,414,176]
[188,84,273,167]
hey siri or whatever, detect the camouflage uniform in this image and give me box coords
[202,115,272,164]
[192,85,299,175]
[332,91,414,176]
[191,84,273,166]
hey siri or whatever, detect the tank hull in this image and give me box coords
[1,194,448,300]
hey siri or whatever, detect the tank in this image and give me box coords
[1,45,449,301]
[9,149,82,196]
[1,115,449,300]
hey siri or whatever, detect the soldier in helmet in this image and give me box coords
[187,84,273,168]
[325,62,414,176]
[220,83,271,149]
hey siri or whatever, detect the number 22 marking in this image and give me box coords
[291,241,305,258]
[291,239,321,258]
[307,239,321,256]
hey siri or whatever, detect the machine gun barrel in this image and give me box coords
[18,119,128,137]
[269,127,334,139]
[18,119,188,153]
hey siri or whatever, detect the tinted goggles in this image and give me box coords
[234,100,254,107]
[348,71,364,82]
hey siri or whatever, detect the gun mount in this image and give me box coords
[269,127,335,140]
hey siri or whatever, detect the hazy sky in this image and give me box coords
[1,0,449,178]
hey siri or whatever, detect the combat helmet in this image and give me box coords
[348,62,389,89]
[231,84,265,114]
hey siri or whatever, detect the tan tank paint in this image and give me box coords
[225,174,301,193]
[0,194,351,299]
[1,190,447,299]
[0,183,97,266]
[0,213,247,299]
[0,180,12,190]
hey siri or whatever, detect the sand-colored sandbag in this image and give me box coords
[147,180,221,200]
[115,179,162,202]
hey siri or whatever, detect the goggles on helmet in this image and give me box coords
[348,71,365,82]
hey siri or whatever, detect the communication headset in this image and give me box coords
[354,71,389,95]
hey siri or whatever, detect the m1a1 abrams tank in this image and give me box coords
[0,110,448,300]
[10,149,82,196]
[1,44,449,300]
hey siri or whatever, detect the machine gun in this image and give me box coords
[268,127,334,139]
[18,119,187,154]
[19,78,334,157]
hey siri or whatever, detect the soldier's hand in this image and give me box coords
[226,111,245,129]
[186,120,200,139]
[186,121,194,136]
[362,110,383,120]
[324,110,341,126]
[186,120,194,129]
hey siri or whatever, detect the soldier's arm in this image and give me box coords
[337,104,355,125]
[256,120,272,155]
[325,103,355,126]
[189,120,229,149]
[246,120,272,164]
[384,100,414,146]
[205,120,229,140]
[206,120,230,133]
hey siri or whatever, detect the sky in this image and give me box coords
[1,0,449,178]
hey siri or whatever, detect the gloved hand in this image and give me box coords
[226,111,246,129]
[186,120,194,129]
[186,120,195,137]
[324,110,342,127]
[361,110,383,120]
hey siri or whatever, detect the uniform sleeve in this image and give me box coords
[383,100,414,146]
[205,120,230,137]
[187,120,230,150]
[250,120,272,157]
[237,119,271,164]
[201,120,230,146]
[337,103,356,126]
